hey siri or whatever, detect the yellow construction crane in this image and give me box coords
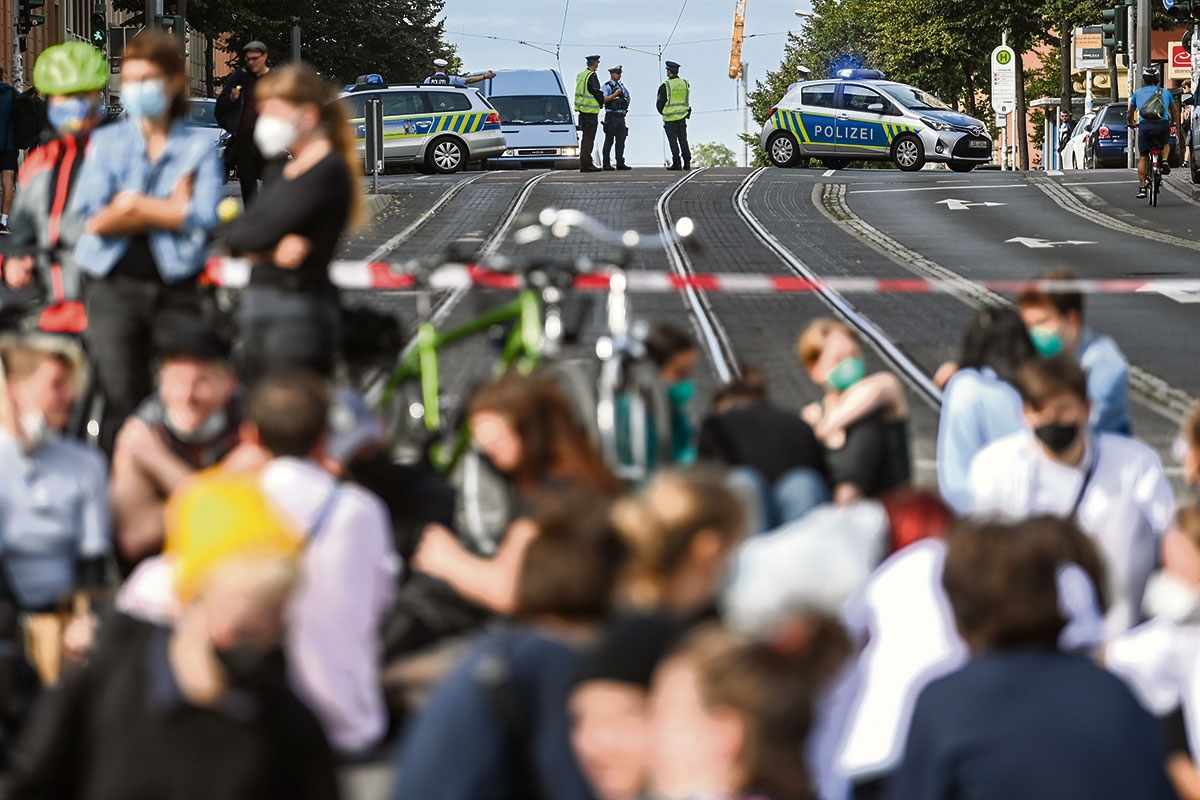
[729,0,746,79]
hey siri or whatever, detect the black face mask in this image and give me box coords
[1035,421,1081,455]
[215,642,287,696]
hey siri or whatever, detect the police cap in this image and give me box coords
[665,60,681,71]
[609,65,622,73]
[433,58,448,68]
[796,64,811,74]
[586,54,601,63]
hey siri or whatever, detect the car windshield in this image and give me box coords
[883,84,952,111]
[186,100,219,128]
[1102,105,1127,124]
[488,95,571,124]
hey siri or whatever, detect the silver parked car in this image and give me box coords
[760,69,992,172]
[340,75,507,173]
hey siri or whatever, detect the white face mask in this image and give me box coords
[253,115,298,159]
[18,410,56,449]
[1143,571,1200,624]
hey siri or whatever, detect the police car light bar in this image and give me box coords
[836,68,885,80]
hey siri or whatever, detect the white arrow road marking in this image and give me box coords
[936,198,1008,210]
[1136,283,1200,303]
[1005,237,1096,248]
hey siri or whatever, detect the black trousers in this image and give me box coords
[664,119,691,167]
[602,116,628,167]
[229,133,266,207]
[239,286,340,385]
[578,113,599,169]
[84,274,202,454]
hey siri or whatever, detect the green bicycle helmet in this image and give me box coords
[33,41,109,95]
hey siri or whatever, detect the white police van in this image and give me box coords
[760,69,992,172]
[479,69,580,169]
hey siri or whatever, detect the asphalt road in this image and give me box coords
[335,163,1197,491]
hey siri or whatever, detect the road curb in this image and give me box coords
[364,194,391,220]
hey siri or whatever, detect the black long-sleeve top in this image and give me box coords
[225,152,352,296]
[585,72,604,107]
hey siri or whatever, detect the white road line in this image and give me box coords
[1061,180,1138,186]
[849,183,1027,194]
[822,169,837,177]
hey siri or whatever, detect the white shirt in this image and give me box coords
[968,431,1174,639]
[1107,618,1200,761]
[261,458,400,755]
[834,539,968,780]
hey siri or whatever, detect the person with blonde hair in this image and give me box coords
[611,469,746,614]
[0,333,107,685]
[6,473,340,800]
[797,319,910,504]
[224,64,364,381]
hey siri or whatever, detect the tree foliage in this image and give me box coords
[114,0,458,86]
[690,142,738,167]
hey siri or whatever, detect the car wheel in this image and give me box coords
[948,161,975,173]
[1070,152,1078,170]
[891,134,925,171]
[1084,149,1095,169]
[766,131,799,168]
[427,136,466,174]
[822,158,850,170]
[1191,158,1200,185]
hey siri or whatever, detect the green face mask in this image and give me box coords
[824,357,865,392]
[667,380,695,408]
[1030,327,1064,359]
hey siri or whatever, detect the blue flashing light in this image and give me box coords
[836,68,886,80]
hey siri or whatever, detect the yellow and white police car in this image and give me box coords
[760,69,992,172]
[341,75,507,173]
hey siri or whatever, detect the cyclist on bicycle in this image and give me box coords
[1128,67,1178,199]
[1,42,109,334]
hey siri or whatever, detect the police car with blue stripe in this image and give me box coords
[341,74,507,173]
[760,69,992,172]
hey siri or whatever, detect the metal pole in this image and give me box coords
[291,22,300,64]
[1129,3,1137,168]
[741,63,749,167]
[144,0,155,27]
[10,0,21,91]
[1085,68,1094,113]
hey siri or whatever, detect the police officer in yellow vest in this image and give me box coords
[657,60,691,170]
[575,55,605,172]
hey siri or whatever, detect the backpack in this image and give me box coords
[1141,88,1166,121]
[11,88,44,150]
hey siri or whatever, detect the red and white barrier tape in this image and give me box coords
[202,258,1200,296]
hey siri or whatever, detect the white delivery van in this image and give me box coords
[480,69,580,169]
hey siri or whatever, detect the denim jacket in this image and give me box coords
[71,118,223,283]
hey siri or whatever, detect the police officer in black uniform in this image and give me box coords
[601,65,631,171]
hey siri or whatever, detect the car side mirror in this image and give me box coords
[868,103,886,113]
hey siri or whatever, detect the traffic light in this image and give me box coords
[1167,0,1199,22]
[18,0,45,35]
[1101,5,1128,55]
[89,11,107,51]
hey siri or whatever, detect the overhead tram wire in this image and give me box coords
[663,0,690,49]
[555,0,570,72]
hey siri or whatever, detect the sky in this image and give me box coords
[438,0,813,167]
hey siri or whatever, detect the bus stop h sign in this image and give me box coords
[992,45,1017,115]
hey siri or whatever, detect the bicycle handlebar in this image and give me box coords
[512,208,694,251]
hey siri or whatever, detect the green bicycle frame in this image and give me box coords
[381,289,544,472]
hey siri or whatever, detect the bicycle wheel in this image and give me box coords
[450,447,514,557]
[1150,170,1159,207]
[614,359,673,483]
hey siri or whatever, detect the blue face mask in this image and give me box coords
[47,97,97,134]
[122,79,169,120]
